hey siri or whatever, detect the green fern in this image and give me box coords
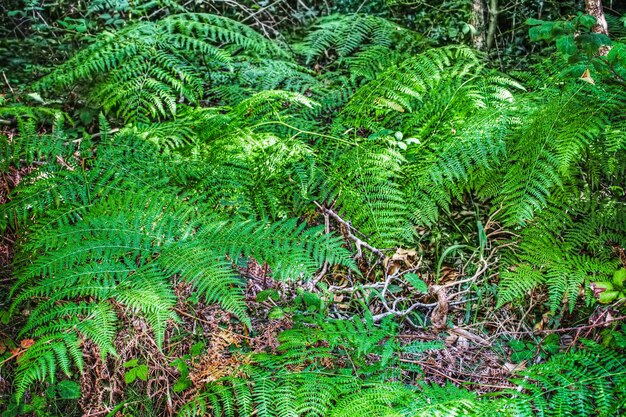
[0,105,71,171]
[321,140,412,247]
[297,14,423,65]
[486,83,624,225]
[335,46,521,227]
[498,190,626,312]
[3,119,355,400]
[35,13,288,123]
[505,339,626,417]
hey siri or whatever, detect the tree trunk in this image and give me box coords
[585,0,608,36]
[471,0,487,50]
[585,0,609,55]
[486,0,498,51]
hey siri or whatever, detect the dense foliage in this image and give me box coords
[1,1,626,416]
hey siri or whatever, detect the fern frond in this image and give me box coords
[35,14,287,122]
[298,14,423,64]
[498,193,623,311]
[489,84,624,225]
[322,140,412,247]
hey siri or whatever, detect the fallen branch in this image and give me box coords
[314,201,385,259]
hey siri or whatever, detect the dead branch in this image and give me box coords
[314,201,385,259]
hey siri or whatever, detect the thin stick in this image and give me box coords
[314,202,385,259]
[2,71,15,96]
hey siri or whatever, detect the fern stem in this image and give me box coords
[249,121,356,145]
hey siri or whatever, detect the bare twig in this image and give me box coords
[2,71,15,97]
[314,201,385,259]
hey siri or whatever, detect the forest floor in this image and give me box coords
[1,156,621,414]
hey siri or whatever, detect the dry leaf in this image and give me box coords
[533,312,550,332]
[580,68,595,84]
[503,360,527,373]
[20,339,35,349]
[445,334,459,345]
[456,335,470,349]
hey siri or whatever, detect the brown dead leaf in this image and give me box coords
[430,285,449,331]
[580,68,595,84]
[439,267,459,285]
[533,312,550,332]
[20,339,35,349]
[456,335,470,349]
[384,247,419,275]
[445,334,458,346]
[503,361,527,373]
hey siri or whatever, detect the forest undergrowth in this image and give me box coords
[1,1,626,416]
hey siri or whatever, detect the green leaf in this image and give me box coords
[268,307,285,319]
[578,14,597,29]
[599,290,620,304]
[607,44,626,66]
[542,334,561,355]
[405,273,428,293]
[46,385,56,399]
[190,342,205,356]
[0,311,10,325]
[302,291,322,310]
[387,284,403,294]
[56,380,81,399]
[123,359,139,368]
[124,369,137,384]
[529,24,553,42]
[526,18,547,26]
[256,289,280,302]
[613,269,626,287]
[556,36,577,55]
[579,33,611,55]
[173,378,192,393]
[134,364,149,381]
[170,358,188,373]
[511,349,533,362]
[380,340,395,367]
[508,339,527,351]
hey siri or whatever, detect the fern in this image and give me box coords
[505,339,626,417]
[3,119,355,400]
[35,14,288,122]
[339,46,518,131]
[179,334,626,417]
[5,10,626,414]
[0,105,71,170]
[12,333,84,401]
[486,83,624,225]
[498,171,626,311]
[322,140,412,247]
[297,14,423,65]
[334,46,521,227]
